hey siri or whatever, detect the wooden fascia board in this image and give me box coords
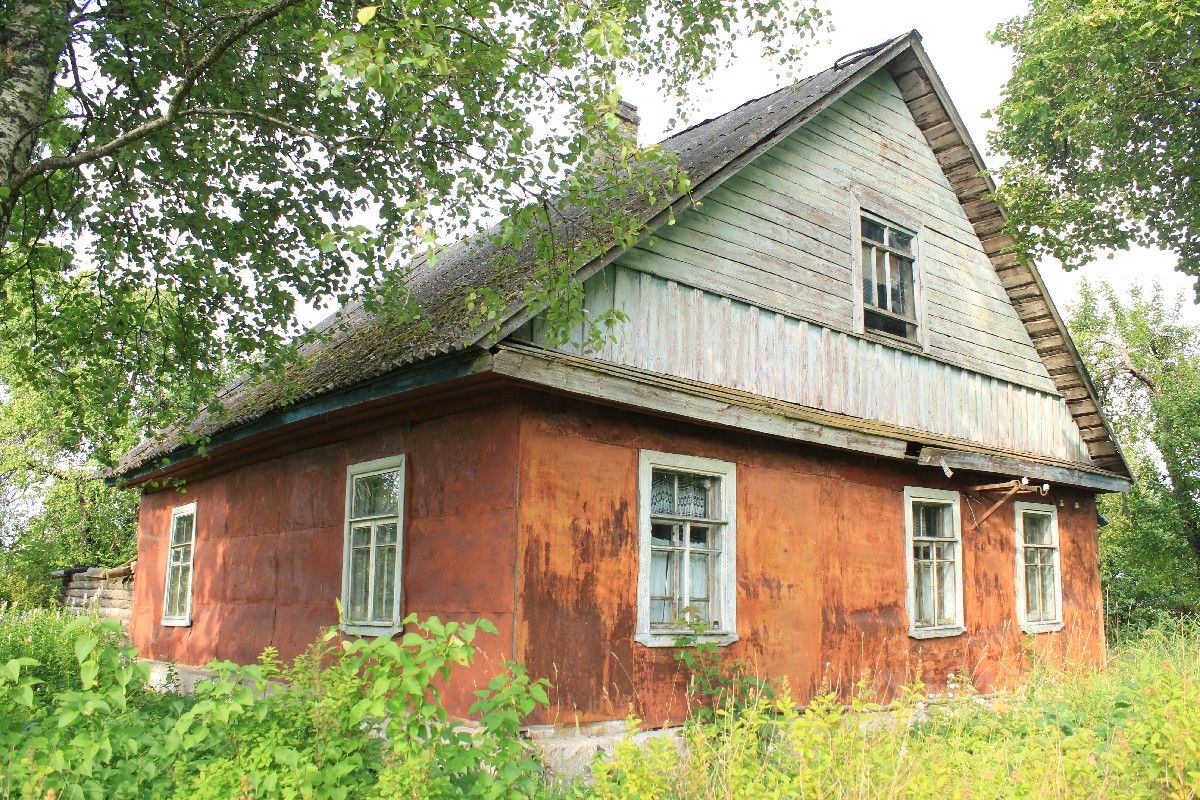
[918,448,1130,494]
[491,344,909,460]
[891,40,1130,478]
[481,33,923,351]
[491,343,1128,491]
[112,349,495,486]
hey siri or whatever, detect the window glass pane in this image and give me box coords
[935,559,956,625]
[650,599,674,625]
[376,522,398,546]
[914,502,953,538]
[889,227,914,254]
[862,244,876,306]
[689,525,713,548]
[1040,565,1056,621]
[352,470,401,518]
[1023,513,1052,545]
[372,544,397,622]
[914,562,933,626]
[351,525,371,548]
[892,257,914,318]
[172,513,194,546]
[179,565,192,615]
[651,522,678,546]
[689,552,710,600]
[349,546,370,622]
[650,550,675,597]
[677,473,716,518]
[865,309,914,339]
[861,217,886,244]
[165,565,179,618]
[167,563,191,619]
[874,247,888,311]
[651,470,675,515]
[1025,564,1040,619]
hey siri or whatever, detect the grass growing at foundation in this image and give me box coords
[583,626,1200,799]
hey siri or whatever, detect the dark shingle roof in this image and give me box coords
[115,36,906,477]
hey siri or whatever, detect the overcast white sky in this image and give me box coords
[622,0,1198,323]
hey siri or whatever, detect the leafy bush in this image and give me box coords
[0,607,124,693]
[0,613,551,799]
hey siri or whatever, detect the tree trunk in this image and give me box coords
[0,0,68,243]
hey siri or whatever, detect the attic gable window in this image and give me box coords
[342,455,406,635]
[636,450,738,648]
[860,213,918,341]
[904,487,964,638]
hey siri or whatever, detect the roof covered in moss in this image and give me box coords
[115,31,1128,480]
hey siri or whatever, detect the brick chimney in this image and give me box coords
[616,99,640,142]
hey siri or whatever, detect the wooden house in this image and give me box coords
[115,32,1129,728]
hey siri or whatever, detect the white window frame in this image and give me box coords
[636,450,738,648]
[903,487,965,639]
[849,187,927,350]
[161,502,198,627]
[341,454,407,636]
[1014,502,1064,633]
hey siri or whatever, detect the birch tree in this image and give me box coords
[0,0,826,446]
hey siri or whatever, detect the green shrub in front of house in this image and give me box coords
[0,613,551,799]
[7,613,1200,799]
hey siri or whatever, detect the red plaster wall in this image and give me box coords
[131,386,1107,727]
[131,400,521,714]
[515,394,1106,728]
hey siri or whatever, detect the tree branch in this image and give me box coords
[9,0,305,193]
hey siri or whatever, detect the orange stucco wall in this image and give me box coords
[130,399,521,713]
[130,388,1106,724]
[515,394,1105,727]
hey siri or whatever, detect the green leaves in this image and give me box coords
[989,0,1200,281]
[0,0,828,469]
[1069,282,1200,630]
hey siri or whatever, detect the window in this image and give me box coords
[342,455,406,634]
[636,451,737,647]
[903,487,964,638]
[162,502,197,626]
[1015,503,1062,632]
[860,213,918,341]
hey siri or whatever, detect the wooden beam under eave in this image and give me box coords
[918,448,1129,493]
[1031,333,1068,351]
[891,67,932,97]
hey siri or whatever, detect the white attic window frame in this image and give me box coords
[635,450,738,648]
[849,186,928,351]
[903,486,965,639]
[341,454,407,637]
[1014,502,1064,634]
[161,501,198,627]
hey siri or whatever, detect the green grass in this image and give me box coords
[585,624,1200,799]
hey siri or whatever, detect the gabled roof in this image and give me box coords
[116,31,1129,482]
